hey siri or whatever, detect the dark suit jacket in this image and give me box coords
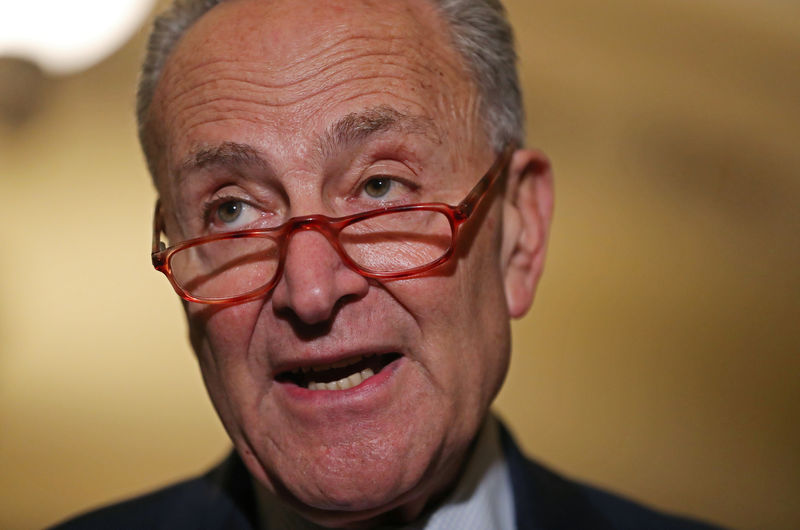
[52,425,722,529]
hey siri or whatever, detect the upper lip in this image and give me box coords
[289,354,374,374]
[271,346,403,378]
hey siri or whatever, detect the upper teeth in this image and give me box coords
[308,367,375,391]
[289,354,377,391]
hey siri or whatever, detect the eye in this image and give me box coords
[363,176,393,198]
[217,200,244,223]
[208,199,260,230]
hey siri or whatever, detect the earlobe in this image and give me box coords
[500,148,554,318]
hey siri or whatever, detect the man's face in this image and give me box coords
[149,0,526,524]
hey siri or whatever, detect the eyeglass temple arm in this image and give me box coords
[151,199,166,255]
[457,142,516,218]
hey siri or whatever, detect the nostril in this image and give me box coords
[272,279,369,337]
[273,307,334,339]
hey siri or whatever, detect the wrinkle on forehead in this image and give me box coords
[201,0,454,67]
[157,32,466,129]
[158,0,467,101]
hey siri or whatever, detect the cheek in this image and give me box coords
[187,301,264,357]
[186,302,270,425]
[389,233,510,412]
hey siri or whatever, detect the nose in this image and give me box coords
[270,227,370,325]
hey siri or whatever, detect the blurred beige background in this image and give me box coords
[1,1,798,528]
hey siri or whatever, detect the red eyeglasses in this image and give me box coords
[152,143,515,304]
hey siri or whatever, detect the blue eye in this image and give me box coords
[217,200,244,223]
[364,177,392,198]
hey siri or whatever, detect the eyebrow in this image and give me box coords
[181,141,269,174]
[318,105,439,158]
[177,106,438,178]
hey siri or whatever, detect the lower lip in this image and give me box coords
[277,355,404,405]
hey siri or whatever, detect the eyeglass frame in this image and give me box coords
[152,142,517,305]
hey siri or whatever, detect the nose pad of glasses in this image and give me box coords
[271,228,369,324]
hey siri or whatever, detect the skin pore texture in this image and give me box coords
[146,0,553,526]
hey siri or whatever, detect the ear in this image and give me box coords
[500,148,554,318]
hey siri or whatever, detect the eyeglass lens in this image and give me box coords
[169,208,453,300]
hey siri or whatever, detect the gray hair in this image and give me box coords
[136,0,524,171]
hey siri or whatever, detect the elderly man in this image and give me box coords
[56,0,719,528]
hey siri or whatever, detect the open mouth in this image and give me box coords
[277,353,402,391]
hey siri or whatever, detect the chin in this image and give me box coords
[241,427,467,528]
[270,444,426,507]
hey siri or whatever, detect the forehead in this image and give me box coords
[149,0,481,180]
[185,0,450,65]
